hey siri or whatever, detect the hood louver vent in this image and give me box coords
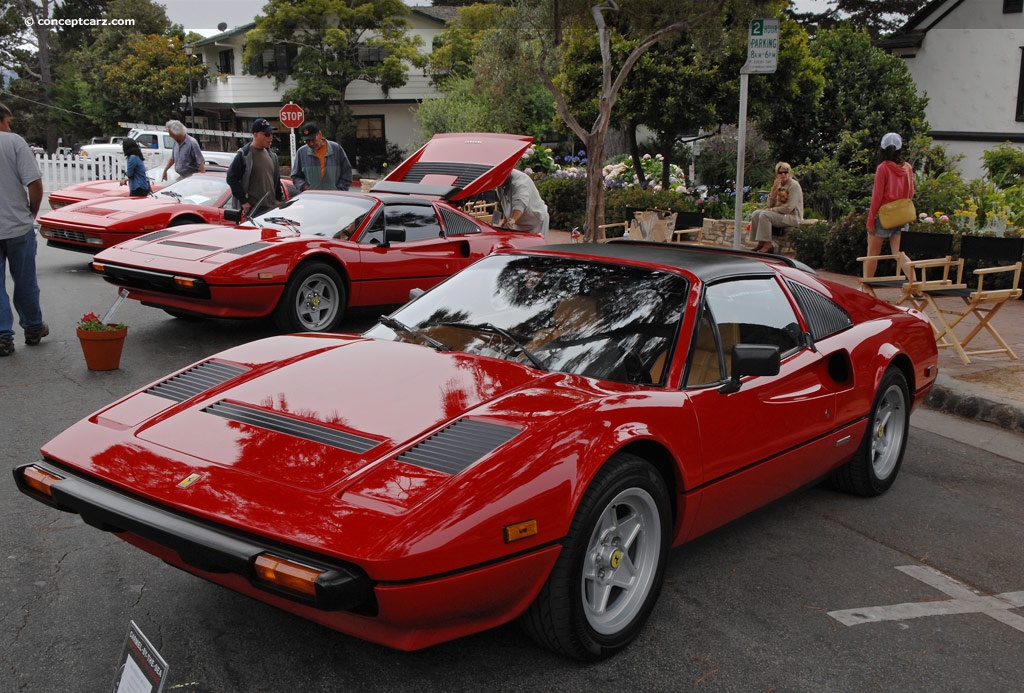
[225,242,272,255]
[203,401,380,453]
[404,162,490,188]
[158,240,219,251]
[397,419,520,475]
[145,361,248,402]
[136,229,177,242]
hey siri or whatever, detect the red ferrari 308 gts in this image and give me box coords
[16,240,939,660]
[38,169,292,254]
[91,133,548,332]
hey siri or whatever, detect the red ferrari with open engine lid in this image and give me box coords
[15,240,939,660]
[37,168,292,254]
[89,133,547,332]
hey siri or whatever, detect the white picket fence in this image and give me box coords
[34,152,125,191]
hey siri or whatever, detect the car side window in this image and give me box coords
[163,135,176,149]
[384,204,442,242]
[136,134,159,149]
[684,307,726,387]
[358,211,385,245]
[704,278,803,370]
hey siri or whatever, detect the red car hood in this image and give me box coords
[97,224,290,264]
[49,180,129,204]
[40,195,182,227]
[73,336,561,494]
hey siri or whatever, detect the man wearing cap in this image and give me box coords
[290,121,352,192]
[227,117,284,218]
[160,120,205,181]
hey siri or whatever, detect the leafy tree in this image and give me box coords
[799,23,928,169]
[418,4,556,144]
[506,0,775,241]
[244,0,426,138]
[102,35,208,125]
[791,0,930,40]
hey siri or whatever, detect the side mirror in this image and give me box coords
[224,209,241,223]
[383,226,406,247]
[718,344,780,394]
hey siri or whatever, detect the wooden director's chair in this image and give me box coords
[913,235,1023,364]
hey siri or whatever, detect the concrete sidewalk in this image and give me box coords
[545,230,1024,433]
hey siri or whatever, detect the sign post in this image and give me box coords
[279,102,305,164]
[733,18,780,249]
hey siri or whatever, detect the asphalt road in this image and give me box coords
[3,239,1024,692]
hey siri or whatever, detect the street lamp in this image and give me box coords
[184,42,195,127]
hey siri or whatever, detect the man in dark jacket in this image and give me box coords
[290,121,352,191]
[227,118,283,217]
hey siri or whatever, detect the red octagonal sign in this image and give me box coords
[279,103,304,130]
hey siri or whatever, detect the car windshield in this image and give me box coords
[158,175,229,206]
[364,254,690,385]
[251,194,377,239]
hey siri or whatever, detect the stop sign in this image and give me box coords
[279,103,304,130]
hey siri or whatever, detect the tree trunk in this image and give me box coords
[627,125,647,190]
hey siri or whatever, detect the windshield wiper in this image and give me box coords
[262,216,301,231]
[159,190,182,201]
[379,315,449,352]
[437,321,546,370]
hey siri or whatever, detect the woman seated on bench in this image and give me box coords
[748,161,804,253]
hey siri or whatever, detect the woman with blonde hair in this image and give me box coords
[748,161,804,253]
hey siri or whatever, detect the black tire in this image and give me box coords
[521,452,671,660]
[273,261,346,333]
[831,367,910,497]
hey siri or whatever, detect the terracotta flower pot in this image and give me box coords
[77,326,128,371]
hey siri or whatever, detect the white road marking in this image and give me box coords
[828,565,1024,633]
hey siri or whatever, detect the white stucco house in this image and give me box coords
[881,0,1024,179]
[185,6,455,170]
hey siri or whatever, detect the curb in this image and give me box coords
[924,374,1024,434]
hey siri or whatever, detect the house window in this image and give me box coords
[358,46,387,66]
[356,116,385,140]
[218,49,234,75]
[248,44,297,75]
[1005,0,1023,13]
[1018,48,1024,121]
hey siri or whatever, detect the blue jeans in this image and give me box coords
[0,230,44,340]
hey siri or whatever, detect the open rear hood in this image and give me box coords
[374,133,532,201]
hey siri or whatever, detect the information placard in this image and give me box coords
[113,621,169,693]
[742,18,780,74]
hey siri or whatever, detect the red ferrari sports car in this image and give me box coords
[15,242,939,660]
[45,163,229,209]
[38,169,291,254]
[90,133,547,332]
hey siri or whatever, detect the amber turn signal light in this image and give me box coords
[21,466,64,499]
[503,519,538,543]
[254,554,323,598]
[173,276,198,289]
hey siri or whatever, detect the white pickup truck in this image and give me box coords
[78,122,244,177]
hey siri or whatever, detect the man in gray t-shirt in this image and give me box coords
[0,102,47,355]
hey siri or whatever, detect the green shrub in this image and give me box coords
[604,187,698,222]
[789,223,830,269]
[534,176,587,232]
[822,212,870,275]
[797,157,872,222]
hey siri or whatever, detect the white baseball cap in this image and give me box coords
[880,132,902,150]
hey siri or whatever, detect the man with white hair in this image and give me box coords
[161,119,205,181]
